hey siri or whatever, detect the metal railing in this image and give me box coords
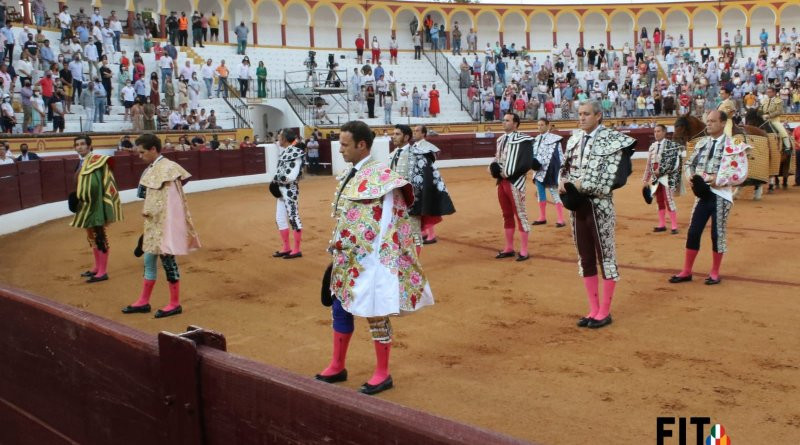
[423,46,468,113]
[217,78,252,128]
[283,80,315,125]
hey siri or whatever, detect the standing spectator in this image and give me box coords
[237,57,251,97]
[32,0,46,27]
[201,58,214,98]
[2,23,13,63]
[160,51,173,92]
[0,95,14,132]
[257,61,267,98]
[149,72,160,107]
[467,28,477,55]
[371,36,380,64]
[398,83,409,117]
[93,79,107,123]
[133,14,146,51]
[365,85,375,118]
[201,13,209,43]
[355,33,365,64]
[306,135,320,174]
[177,77,189,115]
[178,12,189,46]
[164,75,175,109]
[420,84,429,117]
[235,22,249,55]
[383,91,393,124]
[110,11,123,52]
[429,84,440,118]
[58,6,72,41]
[37,71,54,122]
[121,79,135,121]
[412,31,421,60]
[166,11,179,46]
[100,59,113,111]
[134,74,147,104]
[759,28,768,51]
[389,36,398,65]
[209,11,219,42]
[20,80,33,132]
[452,23,462,56]
[78,82,94,131]
[49,88,65,133]
[411,86,420,117]
[216,59,229,98]
[189,73,201,111]
[191,11,203,48]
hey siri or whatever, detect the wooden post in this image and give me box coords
[526,31,530,50]
[364,28,369,49]
[21,0,31,24]
[499,31,503,47]
[579,30,584,47]
[159,13,166,39]
[253,22,258,45]
[746,26,750,45]
[552,31,557,46]
[717,28,722,47]
[281,24,286,46]
[689,29,693,48]
[337,27,342,48]
[223,20,229,43]
[309,26,314,47]
[606,30,611,47]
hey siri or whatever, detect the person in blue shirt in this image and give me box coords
[496,59,506,84]
[2,23,15,63]
[759,29,768,50]
[77,24,90,46]
[373,62,384,85]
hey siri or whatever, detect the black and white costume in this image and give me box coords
[390,139,455,217]
[274,143,305,231]
[532,132,565,225]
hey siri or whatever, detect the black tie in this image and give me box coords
[579,134,591,167]
[334,167,357,211]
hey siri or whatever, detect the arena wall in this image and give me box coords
[0,285,532,445]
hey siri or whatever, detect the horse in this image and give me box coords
[672,113,769,199]
[744,108,793,191]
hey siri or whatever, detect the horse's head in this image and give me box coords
[672,113,704,145]
[744,108,763,128]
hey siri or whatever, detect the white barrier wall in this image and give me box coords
[330,137,390,176]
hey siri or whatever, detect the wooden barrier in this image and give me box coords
[0,285,534,445]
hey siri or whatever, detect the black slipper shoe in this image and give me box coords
[122,304,151,314]
[86,274,108,283]
[495,250,515,259]
[80,270,96,277]
[154,305,183,318]
[315,369,348,383]
[272,250,290,257]
[359,375,393,395]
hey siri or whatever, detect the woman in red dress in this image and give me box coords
[150,72,160,106]
[653,28,661,52]
[429,84,440,117]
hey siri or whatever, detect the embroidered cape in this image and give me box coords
[329,159,434,317]
[644,139,683,192]
[562,127,636,198]
[494,131,534,191]
[532,132,564,183]
[140,158,200,255]
[389,141,456,217]
[70,154,123,228]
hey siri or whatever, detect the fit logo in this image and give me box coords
[657,417,731,445]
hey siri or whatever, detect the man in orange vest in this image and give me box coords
[178,11,189,47]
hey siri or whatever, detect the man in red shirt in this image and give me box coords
[544,98,555,120]
[355,34,365,64]
[36,71,54,122]
[679,92,691,114]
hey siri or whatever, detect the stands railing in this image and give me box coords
[283,80,315,125]
[423,47,468,113]
[218,78,252,128]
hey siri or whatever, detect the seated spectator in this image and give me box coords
[0,143,14,164]
[118,135,135,151]
[239,135,256,149]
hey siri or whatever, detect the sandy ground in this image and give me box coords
[1,161,799,444]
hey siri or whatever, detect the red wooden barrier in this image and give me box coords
[241,147,266,175]
[0,285,535,445]
[218,150,245,177]
[0,163,21,214]
[165,151,201,178]
[39,159,67,203]
[198,151,222,180]
[17,161,43,209]
[111,154,136,191]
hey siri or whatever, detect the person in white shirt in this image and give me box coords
[0,145,14,164]
[84,37,99,78]
[109,12,123,52]
[160,54,174,93]
[102,24,115,59]
[237,58,251,97]
[90,8,104,30]
[179,60,194,82]
[200,59,214,98]
[169,109,185,129]
[59,7,72,40]
[188,73,201,111]
[420,84,430,117]
[398,83,409,117]
[121,80,136,121]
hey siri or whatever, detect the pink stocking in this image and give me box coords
[555,203,565,225]
[319,332,352,376]
[279,229,290,252]
[596,279,616,319]
[95,248,109,277]
[503,228,515,253]
[657,209,667,228]
[519,230,529,257]
[536,201,547,222]
[583,275,600,319]
[90,248,100,274]
[710,252,723,280]
[162,281,180,312]
[290,230,302,254]
[668,211,678,230]
[367,341,391,385]
[131,279,156,307]
[678,248,699,277]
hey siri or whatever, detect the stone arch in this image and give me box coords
[750,6,776,45]
[134,0,159,15]
[102,0,128,18]
[720,7,746,45]
[367,7,393,50]
[227,0,254,42]
[394,8,419,50]
[529,12,553,51]
[636,10,662,40]
[256,0,281,46]
[664,9,689,44]
[339,5,366,49]
[693,9,717,48]
[609,11,634,49]
[555,11,579,49]
[502,11,526,49]
[476,10,500,49]
[285,2,310,47]
[583,12,606,48]
[312,3,338,48]
[450,10,474,34]
[197,0,223,25]
[779,4,800,34]
[420,7,446,46]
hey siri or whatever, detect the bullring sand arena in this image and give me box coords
[1,161,798,444]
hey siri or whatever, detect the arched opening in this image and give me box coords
[421,10,446,47]
[256,1,282,46]
[583,12,606,48]
[395,10,419,50]
[720,9,746,47]
[228,0,254,44]
[367,8,392,50]
[102,0,127,19]
[476,12,500,49]
[610,12,634,50]
[340,7,365,49]
[637,11,661,41]
[529,13,552,51]
[555,12,579,49]
[134,0,159,16]
[780,5,800,35]
[450,10,473,40]
[503,12,526,50]
[664,10,689,46]
[750,7,776,45]
[285,4,310,47]
[693,9,717,48]
[313,5,338,49]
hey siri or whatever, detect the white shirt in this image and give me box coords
[110,18,123,33]
[180,65,194,80]
[59,11,72,28]
[169,112,183,128]
[201,64,214,79]
[121,85,136,101]
[238,64,250,79]
[160,56,174,70]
